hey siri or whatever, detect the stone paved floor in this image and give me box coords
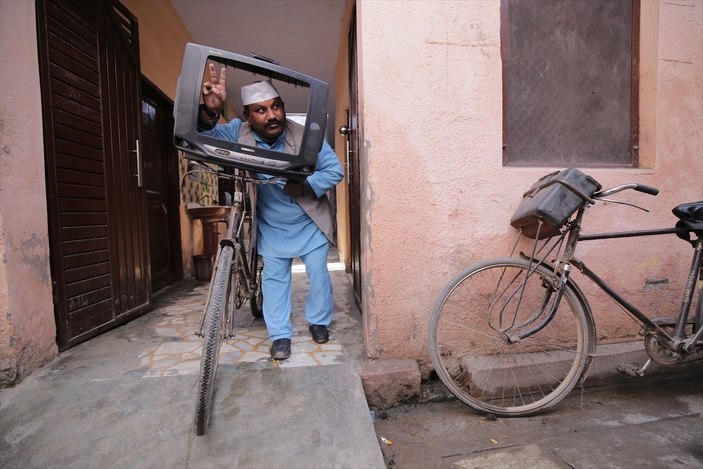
[138,257,364,377]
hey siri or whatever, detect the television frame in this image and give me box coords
[173,43,329,180]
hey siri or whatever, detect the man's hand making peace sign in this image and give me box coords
[201,63,227,116]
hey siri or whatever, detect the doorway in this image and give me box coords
[347,9,363,309]
[141,81,183,292]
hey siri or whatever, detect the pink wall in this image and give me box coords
[0,1,57,383]
[355,1,703,375]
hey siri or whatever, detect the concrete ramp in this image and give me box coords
[1,269,384,468]
[191,364,383,468]
[0,363,383,468]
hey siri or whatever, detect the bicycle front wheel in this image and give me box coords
[194,244,234,436]
[429,258,595,416]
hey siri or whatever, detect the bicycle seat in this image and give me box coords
[673,201,703,222]
[672,201,703,244]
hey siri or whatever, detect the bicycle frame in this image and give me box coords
[532,205,703,355]
[193,169,261,338]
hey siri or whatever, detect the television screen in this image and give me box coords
[173,43,329,180]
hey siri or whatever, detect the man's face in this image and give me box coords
[243,97,286,143]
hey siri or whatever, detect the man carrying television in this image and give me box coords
[198,63,344,361]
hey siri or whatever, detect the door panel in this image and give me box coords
[100,0,150,314]
[37,0,150,350]
[348,10,362,308]
[141,82,182,292]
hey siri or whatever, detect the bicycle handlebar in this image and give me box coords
[634,184,659,196]
[184,161,284,185]
[593,183,659,199]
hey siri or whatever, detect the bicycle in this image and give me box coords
[428,168,703,417]
[183,161,281,436]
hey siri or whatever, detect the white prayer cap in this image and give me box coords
[241,80,280,106]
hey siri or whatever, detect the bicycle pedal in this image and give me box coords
[616,362,648,377]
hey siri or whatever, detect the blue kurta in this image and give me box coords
[204,118,343,258]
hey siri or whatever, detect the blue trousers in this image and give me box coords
[261,242,334,341]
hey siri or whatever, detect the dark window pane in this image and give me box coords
[502,0,638,167]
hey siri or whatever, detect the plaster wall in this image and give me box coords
[356,0,702,374]
[0,0,58,384]
[122,0,192,101]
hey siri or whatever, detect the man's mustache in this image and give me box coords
[265,119,283,128]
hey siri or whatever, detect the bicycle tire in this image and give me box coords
[250,249,263,318]
[429,257,595,416]
[194,244,234,436]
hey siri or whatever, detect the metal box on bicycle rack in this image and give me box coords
[173,43,329,180]
[510,168,602,239]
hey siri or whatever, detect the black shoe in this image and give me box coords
[309,324,329,344]
[270,338,291,360]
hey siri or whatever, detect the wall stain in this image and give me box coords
[644,277,669,291]
[19,234,50,285]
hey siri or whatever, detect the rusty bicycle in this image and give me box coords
[428,169,703,416]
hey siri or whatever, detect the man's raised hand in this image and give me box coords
[202,63,227,113]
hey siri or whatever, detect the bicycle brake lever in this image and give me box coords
[597,198,650,212]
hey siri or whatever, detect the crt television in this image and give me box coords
[173,43,329,180]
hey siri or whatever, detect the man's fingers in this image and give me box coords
[219,66,227,87]
[203,65,226,102]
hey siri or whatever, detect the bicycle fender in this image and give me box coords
[517,255,598,382]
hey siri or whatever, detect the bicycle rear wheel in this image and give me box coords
[429,258,595,416]
[249,249,263,318]
[194,244,234,436]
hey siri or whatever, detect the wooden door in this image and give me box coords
[37,0,150,349]
[141,81,182,292]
